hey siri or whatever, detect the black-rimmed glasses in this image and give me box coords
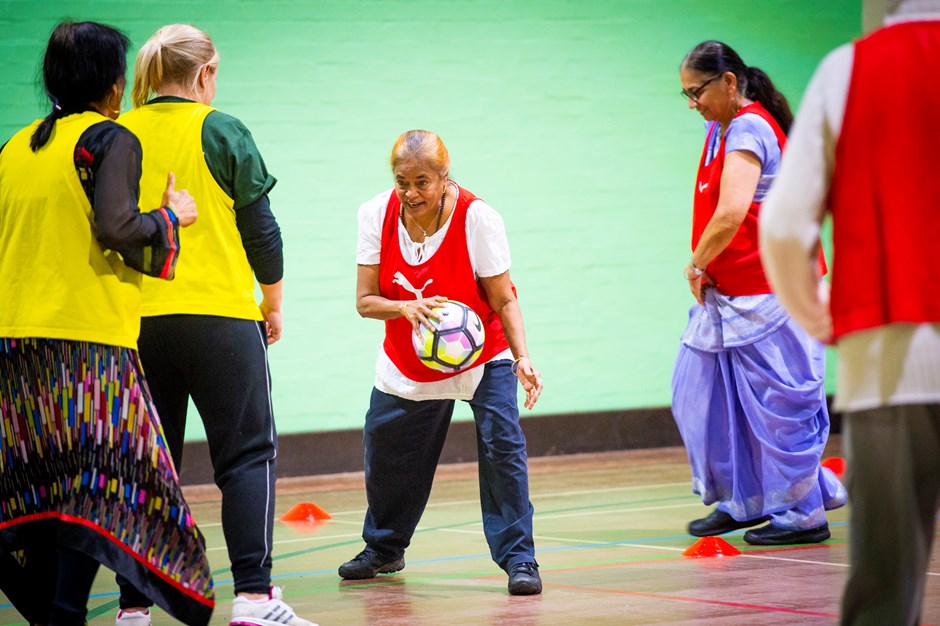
[681,75,721,103]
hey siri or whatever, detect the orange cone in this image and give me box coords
[821,456,846,479]
[683,536,741,558]
[280,502,332,522]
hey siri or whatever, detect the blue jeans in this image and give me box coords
[361,359,536,571]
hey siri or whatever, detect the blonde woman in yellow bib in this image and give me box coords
[116,24,316,626]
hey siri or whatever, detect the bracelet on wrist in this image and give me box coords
[161,205,178,224]
[399,302,409,319]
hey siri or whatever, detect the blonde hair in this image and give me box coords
[131,24,218,107]
[390,130,450,177]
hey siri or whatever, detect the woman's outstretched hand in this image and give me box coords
[513,356,542,409]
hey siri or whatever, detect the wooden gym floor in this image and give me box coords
[2,438,938,625]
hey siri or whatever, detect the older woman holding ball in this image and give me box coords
[343,129,544,595]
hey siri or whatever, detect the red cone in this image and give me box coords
[280,502,332,522]
[683,536,741,558]
[821,456,846,479]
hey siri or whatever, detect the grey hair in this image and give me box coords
[389,130,450,177]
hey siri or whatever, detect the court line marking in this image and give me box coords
[301,495,696,519]
[184,483,934,580]
[535,501,704,520]
[531,532,939,577]
[737,552,850,568]
[247,526,936,577]
[190,481,695,531]
[69,529,936,616]
[202,500,706,551]
[272,480,693,519]
[537,533,846,558]
[544,581,840,619]
[535,534,685,554]
[529,481,691,499]
[533,533,854,566]
[67,488,938,617]
[205,528,364,552]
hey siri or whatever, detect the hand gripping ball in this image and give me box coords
[412,300,485,373]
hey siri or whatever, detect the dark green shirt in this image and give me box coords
[145,96,283,284]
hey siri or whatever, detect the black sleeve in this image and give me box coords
[235,193,284,284]
[76,122,182,279]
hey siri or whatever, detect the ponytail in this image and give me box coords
[132,37,166,108]
[682,40,793,135]
[132,24,217,108]
[744,66,793,135]
[29,100,66,152]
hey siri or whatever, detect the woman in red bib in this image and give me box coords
[343,130,544,595]
[672,41,845,546]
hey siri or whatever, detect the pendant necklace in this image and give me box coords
[400,182,447,262]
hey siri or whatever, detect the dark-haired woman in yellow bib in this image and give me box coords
[0,20,213,626]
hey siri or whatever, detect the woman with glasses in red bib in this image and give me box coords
[672,40,846,546]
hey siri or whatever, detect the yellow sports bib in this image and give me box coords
[0,112,143,348]
[120,102,262,321]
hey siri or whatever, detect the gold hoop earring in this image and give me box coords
[108,95,121,116]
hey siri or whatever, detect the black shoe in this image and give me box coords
[744,522,830,546]
[338,549,405,580]
[507,561,542,595]
[687,509,770,537]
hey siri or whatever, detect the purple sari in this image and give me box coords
[672,290,847,530]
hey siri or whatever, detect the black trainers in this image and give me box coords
[338,549,405,580]
[743,522,831,546]
[688,509,770,537]
[507,561,542,595]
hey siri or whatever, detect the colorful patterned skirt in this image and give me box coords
[0,338,214,624]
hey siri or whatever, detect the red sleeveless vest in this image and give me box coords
[829,21,940,340]
[692,102,825,295]
[379,186,511,382]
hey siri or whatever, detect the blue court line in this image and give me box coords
[25,519,852,617]
[3,517,886,615]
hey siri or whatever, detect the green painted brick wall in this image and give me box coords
[0,0,860,440]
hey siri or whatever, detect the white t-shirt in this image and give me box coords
[356,188,513,400]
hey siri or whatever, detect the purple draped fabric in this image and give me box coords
[672,290,847,530]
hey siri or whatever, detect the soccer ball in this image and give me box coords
[412,300,485,373]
